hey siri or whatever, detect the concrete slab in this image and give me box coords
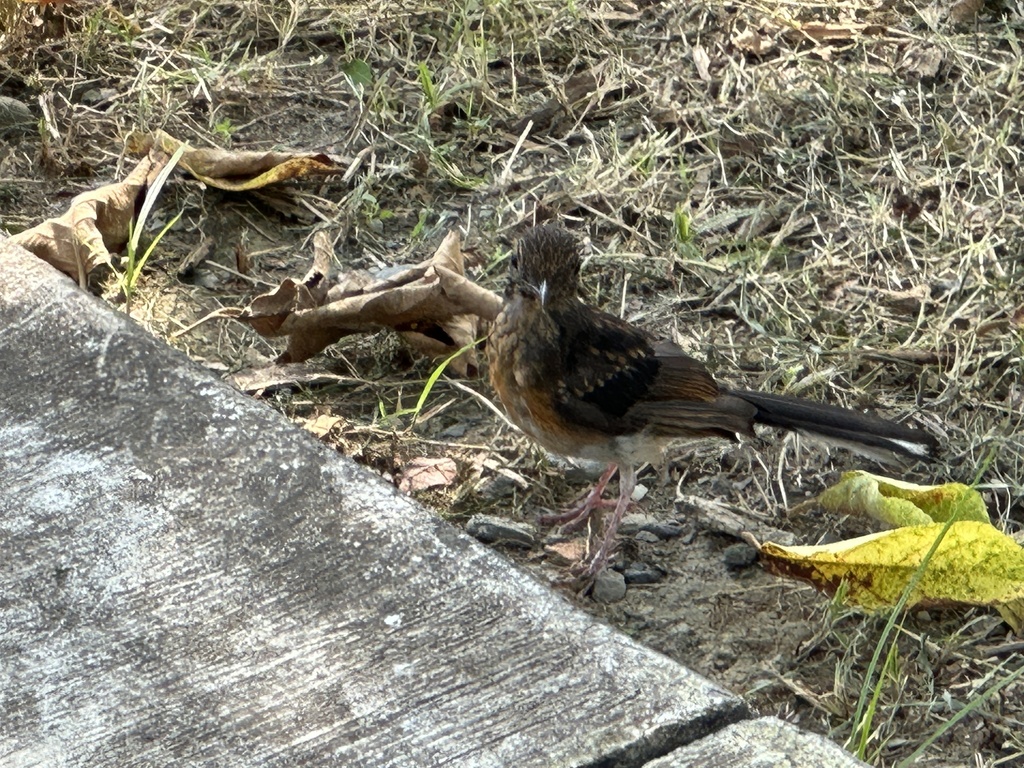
[645,717,867,767]
[0,239,747,766]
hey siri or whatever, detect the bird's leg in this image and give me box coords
[583,463,637,576]
[539,463,618,531]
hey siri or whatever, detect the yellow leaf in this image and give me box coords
[817,471,988,527]
[758,522,1024,632]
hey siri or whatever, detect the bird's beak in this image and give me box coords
[517,280,548,305]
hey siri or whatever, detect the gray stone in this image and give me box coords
[466,514,536,547]
[479,473,518,499]
[645,521,686,539]
[635,530,662,544]
[621,515,685,540]
[623,562,665,585]
[0,95,34,133]
[0,241,747,767]
[620,512,660,535]
[644,716,868,767]
[592,569,628,603]
[723,543,759,569]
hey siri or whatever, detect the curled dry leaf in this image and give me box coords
[817,471,989,528]
[127,130,348,190]
[9,153,165,285]
[237,229,503,376]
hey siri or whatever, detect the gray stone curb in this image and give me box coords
[0,240,864,767]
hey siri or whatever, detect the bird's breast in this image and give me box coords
[489,301,620,461]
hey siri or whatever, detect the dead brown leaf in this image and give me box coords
[512,62,621,134]
[840,283,930,316]
[229,362,363,395]
[303,413,348,439]
[789,22,886,43]
[950,0,984,23]
[9,153,165,285]
[237,230,503,375]
[127,129,348,191]
[398,456,459,493]
[732,28,777,56]
[899,44,945,80]
[544,538,589,566]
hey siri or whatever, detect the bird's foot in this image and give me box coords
[580,465,637,577]
[539,463,618,532]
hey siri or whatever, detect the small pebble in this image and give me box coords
[623,562,664,585]
[479,475,518,500]
[466,515,536,548]
[591,569,627,603]
[620,514,685,540]
[712,649,737,670]
[723,543,759,569]
[643,521,685,540]
[634,530,660,544]
[437,423,469,439]
[619,513,658,535]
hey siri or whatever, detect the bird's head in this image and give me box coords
[505,224,582,307]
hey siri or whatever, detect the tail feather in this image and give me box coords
[728,389,938,461]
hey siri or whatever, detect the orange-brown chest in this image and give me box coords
[488,300,608,458]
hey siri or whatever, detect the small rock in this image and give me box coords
[479,474,518,500]
[712,649,736,670]
[619,513,658,535]
[643,521,685,540]
[634,530,660,544]
[723,543,759,569]
[631,483,649,501]
[591,570,627,603]
[466,515,536,548]
[80,87,118,108]
[620,514,685,540]
[623,562,664,585]
[437,422,469,439]
[0,96,34,133]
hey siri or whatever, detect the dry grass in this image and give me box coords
[3,0,1023,764]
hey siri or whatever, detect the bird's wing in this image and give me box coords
[635,340,757,439]
[552,306,741,436]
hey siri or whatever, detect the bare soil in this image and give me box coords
[3,1,1023,765]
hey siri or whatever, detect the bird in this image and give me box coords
[487,224,938,576]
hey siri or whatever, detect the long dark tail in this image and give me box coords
[728,389,938,461]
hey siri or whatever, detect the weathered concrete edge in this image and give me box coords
[643,716,868,767]
[0,240,871,766]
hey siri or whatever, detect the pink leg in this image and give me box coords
[539,463,618,532]
[583,463,636,576]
